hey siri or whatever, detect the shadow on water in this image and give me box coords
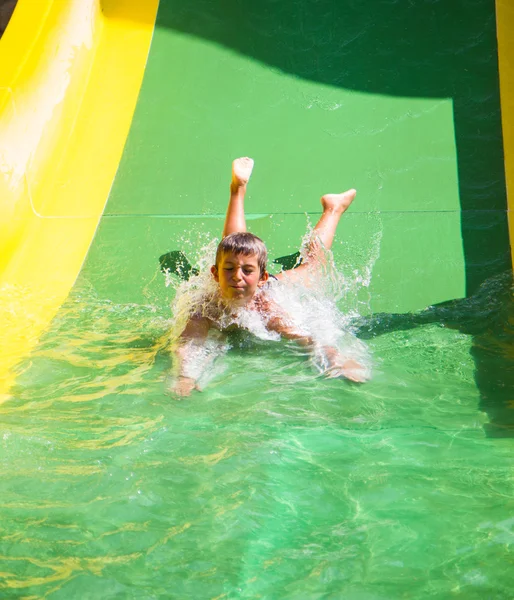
[354,271,514,437]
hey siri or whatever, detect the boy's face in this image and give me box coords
[211,251,268,305]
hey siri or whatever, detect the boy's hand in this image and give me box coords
[172,376,200,398]
[324,347,369,383]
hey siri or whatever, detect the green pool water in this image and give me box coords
[2,0,514,596]
[2,271,513,598]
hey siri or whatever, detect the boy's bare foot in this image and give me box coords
[232,157,254,187]
[321,189,357,214]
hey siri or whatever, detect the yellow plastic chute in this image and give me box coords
[0,0,158,401]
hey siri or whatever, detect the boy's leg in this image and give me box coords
[222,157,254,238]
[311,190,356,251]
[276,189,356,281]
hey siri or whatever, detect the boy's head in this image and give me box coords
[211,232,269,304]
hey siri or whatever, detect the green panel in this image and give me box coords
[108,36,460,216]
[101,0,509,309]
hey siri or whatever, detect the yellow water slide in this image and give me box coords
[497,0,514,265]
[0,0,158,400]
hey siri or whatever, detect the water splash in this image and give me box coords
[337,213,384,319]
[168,232,374,386]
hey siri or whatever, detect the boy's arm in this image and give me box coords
[262,298,315,347]
[267,316,313,347]
[223,158,254,237]
[172,316,211,397]
[267,311,368,383]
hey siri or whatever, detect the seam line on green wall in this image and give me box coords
[101,209,508,218]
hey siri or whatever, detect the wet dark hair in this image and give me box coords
[215,232,268,275]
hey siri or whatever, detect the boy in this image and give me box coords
[172,157,368,396]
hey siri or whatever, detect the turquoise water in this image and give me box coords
[1,272,513,598]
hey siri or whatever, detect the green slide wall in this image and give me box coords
[81,0,510,315]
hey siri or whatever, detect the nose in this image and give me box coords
[232,267,242,282]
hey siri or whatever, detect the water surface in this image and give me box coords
[1,272,513,598]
